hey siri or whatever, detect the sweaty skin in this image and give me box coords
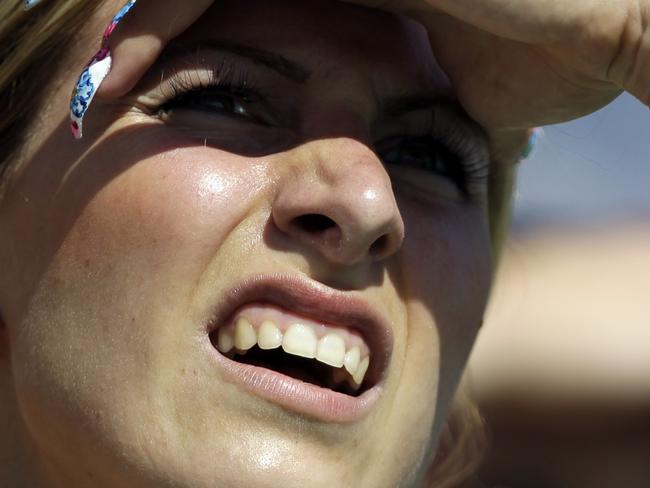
[1,1,646,487]
[2,1,494,486]
[99,0,650,128]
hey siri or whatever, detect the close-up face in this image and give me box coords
[0,0,494,486]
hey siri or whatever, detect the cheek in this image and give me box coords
[4,142,270,465]
[35,143,268,347]
[82,146,265,256]
[395,199,491,437]
[401,199,492,340]
[50,140,274,338]
[62,142,271,293]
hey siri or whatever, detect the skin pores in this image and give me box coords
[0,1,491,487]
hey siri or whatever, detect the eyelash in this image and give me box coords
[156,63,489,196]
[157,60,268,117]
[375,123,489,197]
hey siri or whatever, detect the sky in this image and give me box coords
[512,93,650,229]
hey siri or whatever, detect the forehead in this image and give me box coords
[176,0,449,94]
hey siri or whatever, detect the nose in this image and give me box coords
[271,138,405,266]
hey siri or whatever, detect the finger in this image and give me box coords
[349,0,630,45]
[421,0,623,44]
[426,0,647,108]
[69,0,213,139]
[99,0,214,97]
[421,11,621,128]
[70,0,141,139]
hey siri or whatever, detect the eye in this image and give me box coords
[376,135,467,191]
[158,84,274,126]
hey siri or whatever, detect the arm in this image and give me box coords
[78,0,650,133]
[351,0,649,127]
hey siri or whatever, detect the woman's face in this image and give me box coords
[0,0,492,486]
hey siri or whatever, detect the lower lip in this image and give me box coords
[207,342,382,423]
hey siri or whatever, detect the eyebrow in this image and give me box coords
[168,40,312,83]
[164,41,459,117]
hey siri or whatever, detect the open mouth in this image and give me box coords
[205,275,393,422]
[210,304,373,397]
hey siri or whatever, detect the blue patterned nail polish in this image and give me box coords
[24,0,42,10]
[69,0,138,139]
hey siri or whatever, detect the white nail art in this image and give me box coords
[24,0,42,10]
[69,1,138,139]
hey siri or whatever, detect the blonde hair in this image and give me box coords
[0,1,515,486]
[422,391,489,487]
[0,0,101,193]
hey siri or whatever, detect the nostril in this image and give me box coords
[368,234,389,258]
[292,214,337,234]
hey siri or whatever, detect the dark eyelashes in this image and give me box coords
[375,132,489,197]
[159,84,254,115]
[423,113,491,191]
[153,61,490,197]
[158,58,265,107]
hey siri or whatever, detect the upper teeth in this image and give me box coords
[282,323,318,359]
[258,320,283,350]
[217,315,371,388]
[316,333,346,368]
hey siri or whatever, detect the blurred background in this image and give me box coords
[466,93,650,488]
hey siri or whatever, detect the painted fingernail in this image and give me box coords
[69,0,138,139]
[69,47,113,139]
[24,0,42,10]
[102,0,138,42]
[521,127,541,160]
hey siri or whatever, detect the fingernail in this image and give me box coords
[102,0,138,43]
[521,127,541,160]
[24,0,42,10]
[69,0,138,139]
[69,47,113,139]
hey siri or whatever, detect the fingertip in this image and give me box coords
[96,0,215,98]
[97,36,164,98]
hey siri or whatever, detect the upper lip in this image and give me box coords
[206,273,394,387]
